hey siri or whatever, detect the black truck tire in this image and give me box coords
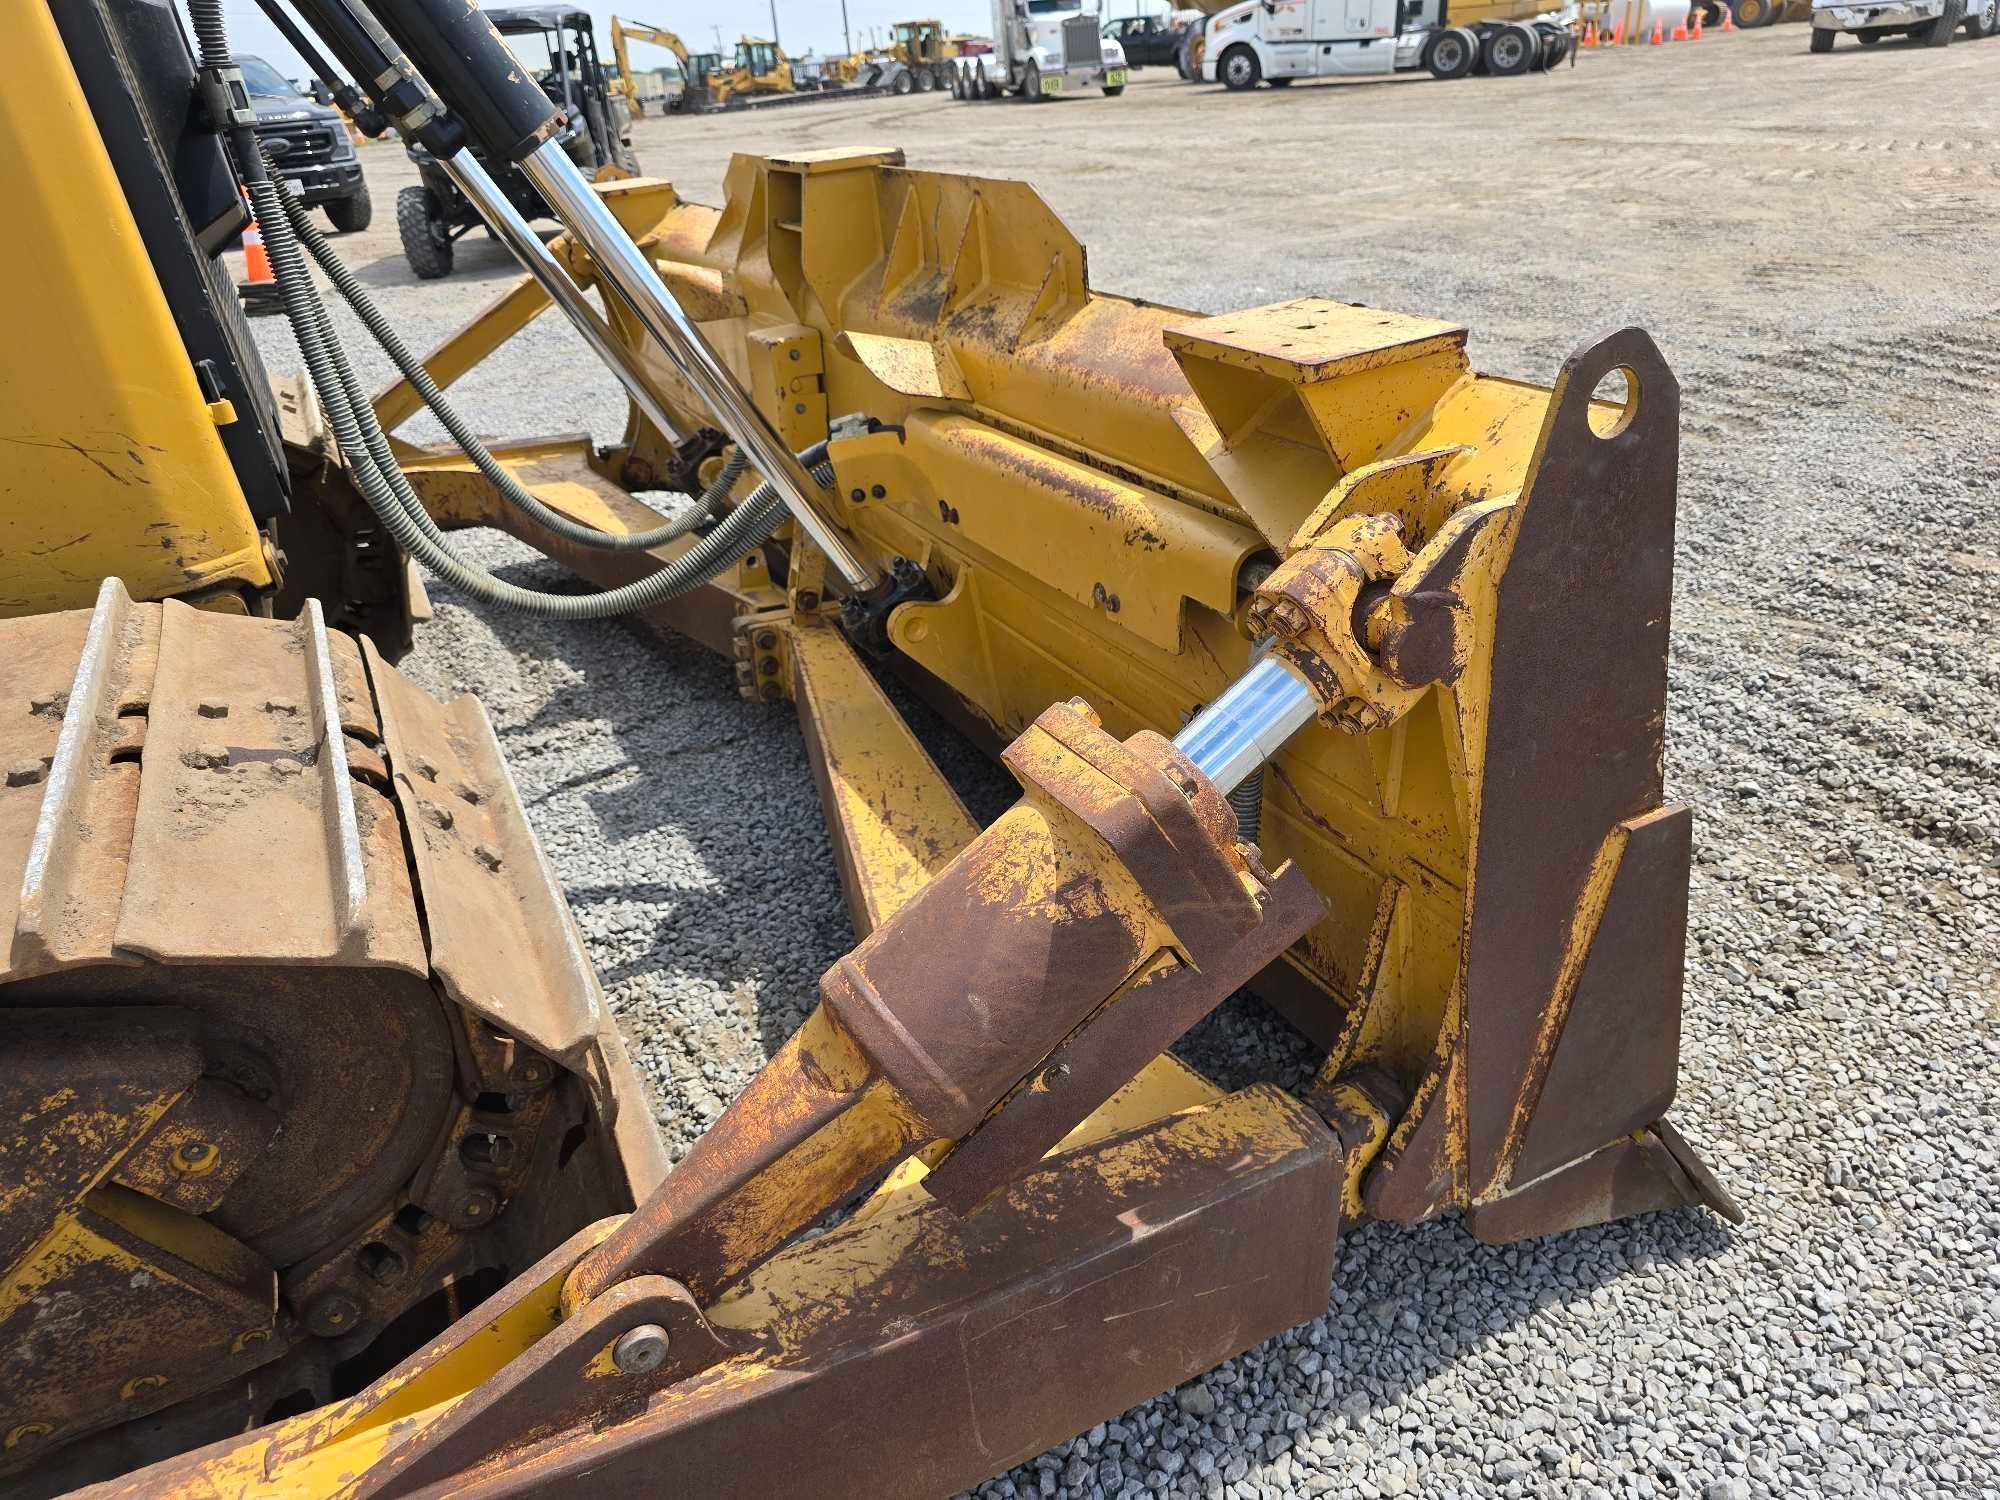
[1425,27,1478,77]
[1925,0,1963,43]
[1219,43,1262,89]
[1481,22,1536,75]
[396,186,453,281]
[1810,25,1835,47]
[324,182,372,234]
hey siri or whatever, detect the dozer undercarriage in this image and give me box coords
[0,586,663,1492]
[2,0,1741,1493]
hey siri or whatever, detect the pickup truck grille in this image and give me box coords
[254,121,339,167]
[1062,15,1103,66]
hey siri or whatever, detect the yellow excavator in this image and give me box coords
[1,0,1741,1495]
[607,15,721,113]
[608,21,798,112]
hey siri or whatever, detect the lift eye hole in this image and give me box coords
[1587,365,1640,440]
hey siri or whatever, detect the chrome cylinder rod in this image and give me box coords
[1172,653,1317,795]
[518,139,881,591]
[440,149,684,447]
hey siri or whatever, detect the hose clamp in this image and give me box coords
[198,64,259,132]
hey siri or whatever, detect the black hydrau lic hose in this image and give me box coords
[275,184,739,551]
[188,0,824,619]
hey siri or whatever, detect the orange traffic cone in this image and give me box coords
[1721,5,1734,26]
[237,216,280,314]
[242,219,273,285]
[1651,18,1665,41]
[1584,18,1598,44]
[1692,11,1704,35]
[1613,18,1626,41]
[1671,19,1688,37]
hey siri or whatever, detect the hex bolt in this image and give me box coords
[511,1054,548,1086]
[754,629,779,651]
[870,484,886,499]
[307,1290,362,1337]
[797,590,821,611]
[850,487,866,502]
[6,760,45,788]
[453,1189,499,1227]
[787,347,801,361]
[612,1323,671,1374]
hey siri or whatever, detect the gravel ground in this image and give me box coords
[248,26,1998,1498]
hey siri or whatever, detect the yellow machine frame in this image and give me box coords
[374,152,1727,1231]
[0,6,271,619]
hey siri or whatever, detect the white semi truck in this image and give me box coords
[949,0,1130,100]
[1197,0,1572,88]
[1808,0,1998,47]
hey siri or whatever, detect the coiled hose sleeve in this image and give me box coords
[275,181,738,551]
[256,166,822,617]
[191,0,831,620]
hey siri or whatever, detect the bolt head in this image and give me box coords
[612,1323,671,1374]
[451,1189,498,1228]
[307,1290,363,1338]
[170,1140,219,1176]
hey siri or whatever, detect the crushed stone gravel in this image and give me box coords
[250,27,1998,1498]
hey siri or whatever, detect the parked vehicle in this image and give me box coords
[951,0,1129,99]
[1200,0,1571,88]
[238,55,370,232]
[1808,0,1998,45]
[398,7,635,280]
[882,19,958,90]
[1103,12,1189,64]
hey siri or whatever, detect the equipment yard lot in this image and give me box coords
[263,26,1997,1499]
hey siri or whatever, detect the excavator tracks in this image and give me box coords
[0,582,664,1494]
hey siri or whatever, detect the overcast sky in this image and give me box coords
[210,0,1163,75]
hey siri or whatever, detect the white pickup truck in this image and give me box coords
[1809,0,1998,46]
[1198,0,1570,89]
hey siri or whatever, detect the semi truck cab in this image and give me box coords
[992,0,1130,96]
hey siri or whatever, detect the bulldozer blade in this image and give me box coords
[370,151,1734,1245]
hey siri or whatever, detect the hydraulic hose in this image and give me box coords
[188,0,825,619]
[275,181,738,551]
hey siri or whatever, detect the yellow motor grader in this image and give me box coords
[0,0,1739,1496]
